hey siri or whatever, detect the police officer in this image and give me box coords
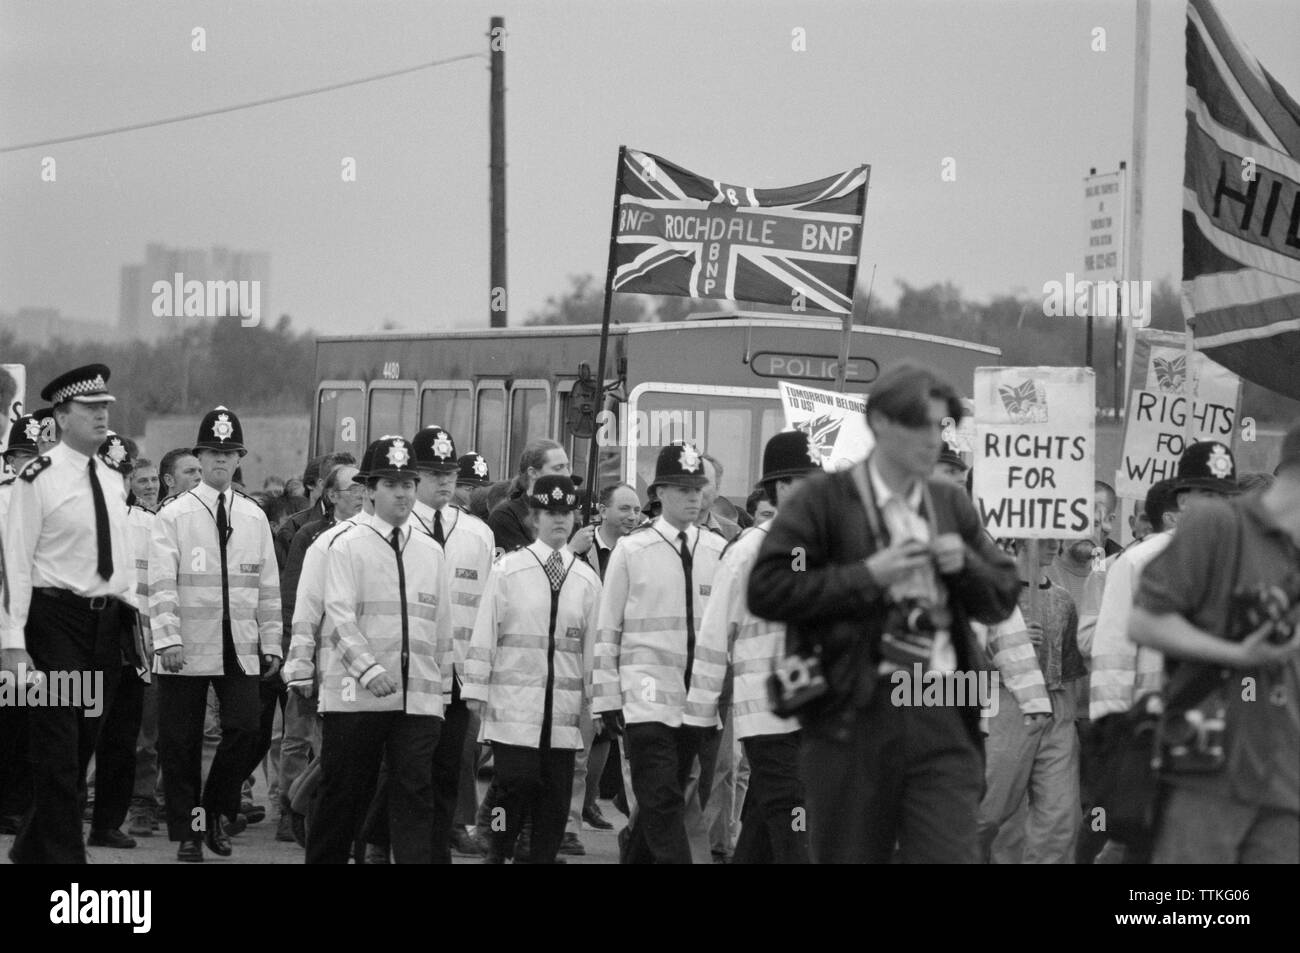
[86,433,153,849]
[307,436,453,864]
[410,426,495,861]
[591,441,726,864]
[463,474,602,863]
[0,411,43,834]
[1,412,41,527]
[685,431,820,863]
[455,451,491,511]
[150,406,283,862]
[1,365,134,864]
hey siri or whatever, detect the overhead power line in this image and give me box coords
[0,52,485,154]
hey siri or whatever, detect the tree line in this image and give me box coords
[3,278,1295,437]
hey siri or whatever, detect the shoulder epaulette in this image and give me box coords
[234,488,258,503]
[705,525,728,540]
[156,493,180,509]
[18,455,51,482]
[629,523,654,534]
[0,473,14,488]
[129,503,156,516]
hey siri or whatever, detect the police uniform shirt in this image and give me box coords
[1,442,134,651]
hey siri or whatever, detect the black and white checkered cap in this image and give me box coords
[41,364,115,405]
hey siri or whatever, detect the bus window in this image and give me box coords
[476,384,506,477]
[508,385,549,466]
[420,386,472,451]
[368,386,417,444]
[317,385,363,458]
[630,389,783,506]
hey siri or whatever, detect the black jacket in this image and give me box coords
[748,465,1020,741]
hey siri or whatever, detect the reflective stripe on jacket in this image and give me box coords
[462,542,601,749]
[1089,532,1171,719]
[282,519,357,689]
[684,526,796,738]
[412,503,495,679]
[149,487,282,676]
[319,516,453,716]
[592,519,725,727]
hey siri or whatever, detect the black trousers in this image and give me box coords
[622,721,702,864]
[10,591,121,864]
[489,742,575,864]
[0,701,32,821]
[430,692,471,862]
[800,680,983,863]
[734,731,809,864]
[91,665,146,832]
[360,694,469,863]
[157,672,260,841]
[308,711,440,864]
[251,676,286,796]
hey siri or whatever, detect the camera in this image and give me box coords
[767,652,828,718]
[1231,582,1300,645]
[879,597,952,666]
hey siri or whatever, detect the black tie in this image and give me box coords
[391,527,410,689]
[216,492,236,671]
[433,509,446,547]
[678,530,696,690]
[88,457,113,581]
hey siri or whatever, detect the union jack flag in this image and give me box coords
[612,148,869,314]
[1183,0,1300,398]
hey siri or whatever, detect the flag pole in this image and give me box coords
[583,145,627,524]
[1126,0,1151,418]
[835,171,871,393]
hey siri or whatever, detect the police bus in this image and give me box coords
[311,313,1000,507]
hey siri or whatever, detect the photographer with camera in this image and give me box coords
[1129,423,1300,864]
[749,361,1021,864]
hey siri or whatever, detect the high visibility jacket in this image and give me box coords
[128,505,155,679]
[282,518,358,691]
[319,514,453,717]
[684,525,795,738]
[1089,531,1170,719]
[462,540,601,749]
[412,502,495,680]
[591,517,725,727]
[149,483,282,675]
[971,604,1051,720]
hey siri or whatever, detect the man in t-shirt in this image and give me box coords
[1129,423,1300,864]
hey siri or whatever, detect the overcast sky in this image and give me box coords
[1,0,1297,336]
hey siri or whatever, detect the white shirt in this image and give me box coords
[653,515,699,551]
[368,512,413,546]
[867,456,954,673]
[1,443,135,650]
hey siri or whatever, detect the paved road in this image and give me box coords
[1,798,626,865]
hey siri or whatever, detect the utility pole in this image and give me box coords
[489,16,507,328]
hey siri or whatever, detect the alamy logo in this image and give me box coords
[152,272,261,327]
[1041,273,1151,326]
[0,665,104,717]
[50,883,151,933]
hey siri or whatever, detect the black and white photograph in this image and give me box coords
[0,0,1297,922]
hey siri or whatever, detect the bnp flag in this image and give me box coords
[1183,0,1300,398]
[612,148,869,314]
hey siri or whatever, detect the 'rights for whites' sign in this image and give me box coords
[973,366,1096,539]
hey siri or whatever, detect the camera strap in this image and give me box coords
[849,457,943,550]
